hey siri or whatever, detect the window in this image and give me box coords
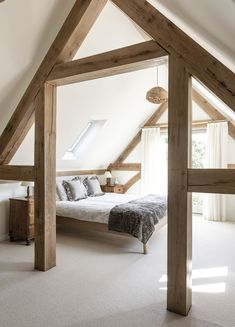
[63,120,106,160]
[159,129,207,214]
[192,129,206,214]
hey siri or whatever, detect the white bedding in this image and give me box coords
[56,193,141,224]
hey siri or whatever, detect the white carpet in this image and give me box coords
[0,217,235,327]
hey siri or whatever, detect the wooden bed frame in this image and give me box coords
[57,215,167,255]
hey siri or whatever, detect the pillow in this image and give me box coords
[56,181,68,201]
[83,176,105,197]
[63,179,88,201]
[56,189,60,202]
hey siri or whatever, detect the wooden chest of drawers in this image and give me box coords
[101,185,124,194]
[9,197,35,245]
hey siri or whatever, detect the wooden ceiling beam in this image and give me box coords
[47,41,167,86]
[56,169,106,177]
[0,0,108,164]
[0,165,35,181]
[111,0,235,111]
[124,172,141,193]
[108,163,141,171]
[188,169,235,194]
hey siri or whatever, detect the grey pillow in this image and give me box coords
[56,189,60,202]
[56,181,68,201]
[83,176,105,197]
[63,179,88,201]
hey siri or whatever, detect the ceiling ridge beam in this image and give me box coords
[111,0,235,111]
[0,0,108,164]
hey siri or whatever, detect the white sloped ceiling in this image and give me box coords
[148,0,235,70]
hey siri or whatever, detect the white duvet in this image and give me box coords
[56,193,141,224]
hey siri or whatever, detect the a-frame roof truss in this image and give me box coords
[0,0,235,319]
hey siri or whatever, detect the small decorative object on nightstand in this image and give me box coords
[101,185,124,194]
[104,171,112,186]
[21,181,34,198]
[9,197,35,245]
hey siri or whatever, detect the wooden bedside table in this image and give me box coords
[9,197,35,245]
[101,185,124,194]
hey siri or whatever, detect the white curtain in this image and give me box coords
[141,127,166,195]
[203,122,228,221]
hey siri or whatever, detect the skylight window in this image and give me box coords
[68,122,93,152]
[63,119,106,160]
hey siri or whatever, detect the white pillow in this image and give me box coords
[83,176,104,197]
[56,181,68,201]
[63,179,87,201]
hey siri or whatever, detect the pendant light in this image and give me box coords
[146,66,168,104]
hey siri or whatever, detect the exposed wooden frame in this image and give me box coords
[0,165,35,181]
[124,172,141,193]
[111,85,235,194]
[0,0,235,318]
[34,84,57,271]
[108,163,141,171]
[188,169,235,194]
[48,41,167,86]
[2,113,36,166]
[0,0,108,164]
[56,169,106,177]
[167,56,192,316]
[111,0,235,111]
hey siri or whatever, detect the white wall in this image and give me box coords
[0,0,78,239]
[0,183,26,240]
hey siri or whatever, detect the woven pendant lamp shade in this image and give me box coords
[146,86,168,104]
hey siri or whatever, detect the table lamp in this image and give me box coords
[21,181,34,199]
[104,171,112,186]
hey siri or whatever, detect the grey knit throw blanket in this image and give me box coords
[108,194,167,244]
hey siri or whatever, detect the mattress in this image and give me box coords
[56,193,140,224]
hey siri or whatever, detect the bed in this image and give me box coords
[56,175,167,254]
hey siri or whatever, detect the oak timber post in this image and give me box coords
[34,83,57,271]
[167,55,192,315]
